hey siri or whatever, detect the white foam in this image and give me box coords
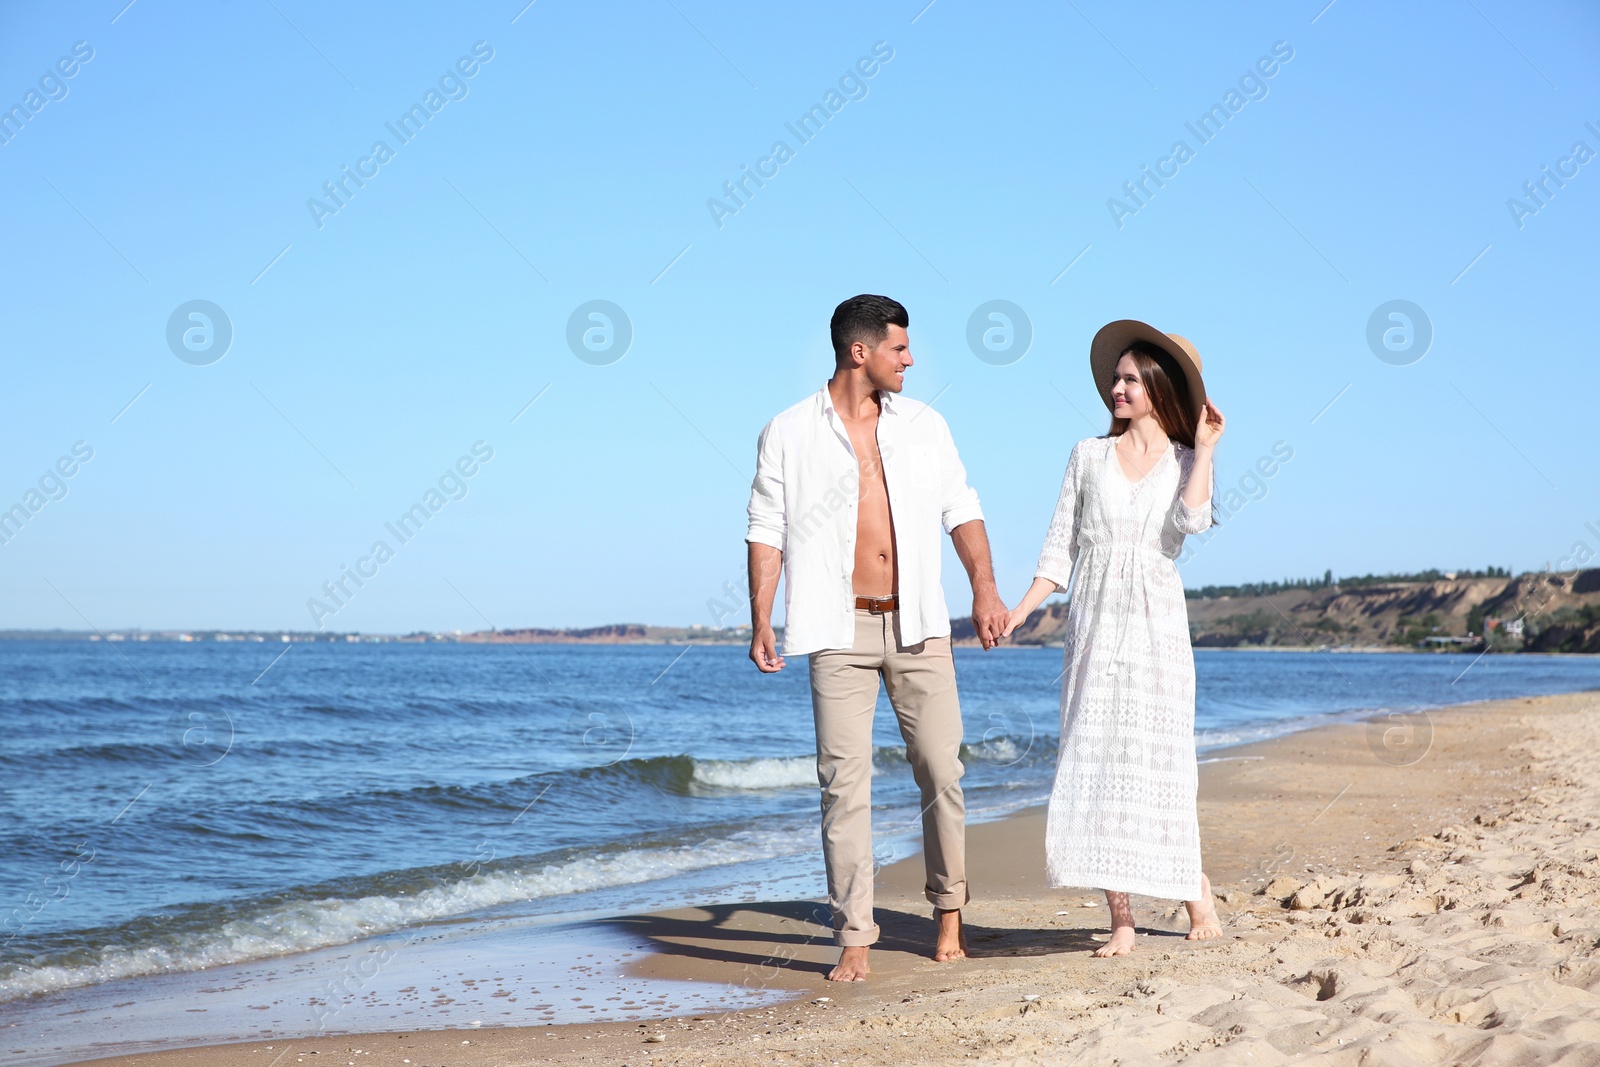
[966,736,1028,763]
[689,755,816,790]
[1194,705,1401,753]
[0,826,814,1004]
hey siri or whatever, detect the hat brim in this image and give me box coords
[1089,319,1206,424]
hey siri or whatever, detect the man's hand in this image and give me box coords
[971,588,1010,650]
[747,543,785,673]
[750,625,786,672]
[950,520,1006,650]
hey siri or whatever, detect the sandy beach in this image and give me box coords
[51,687,1600,1066]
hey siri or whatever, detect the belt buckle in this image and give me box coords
[860,594,895,613]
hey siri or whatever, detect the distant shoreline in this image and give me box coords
[6,562,1598,655]
[0,628,754,646]
[3,631,1596,658]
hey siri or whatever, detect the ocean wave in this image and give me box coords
[690,755,816,790]
[683,735,1049,790]
[0,824,815,1004]
[961,733,1054,765]
[328,746,910,805]
[1193,705,1405,753]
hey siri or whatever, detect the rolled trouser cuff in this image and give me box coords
[834,922,880,947]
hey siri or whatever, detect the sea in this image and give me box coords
[1,639,1598,1055]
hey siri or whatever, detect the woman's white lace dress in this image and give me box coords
[1034,434,1213,900]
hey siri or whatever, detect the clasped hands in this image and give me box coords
[975,589,1051,650]
[972,589,1032,650]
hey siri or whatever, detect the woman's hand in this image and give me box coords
[1004,578,1062,638]
[1195,399,1225,450]
[1001,605,1029,638]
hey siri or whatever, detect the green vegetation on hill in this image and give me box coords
[1185,566,1513,600]
[1524,601,1600,652]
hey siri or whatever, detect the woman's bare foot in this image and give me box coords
[1092,925,1136,957]
[1091,889,1137,957]
[827,945,870,982]
[933,908,967,962]
[1185,871,1223,941]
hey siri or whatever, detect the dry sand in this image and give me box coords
[64,689,1600,1066]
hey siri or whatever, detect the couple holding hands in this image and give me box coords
[745,294,1226,981]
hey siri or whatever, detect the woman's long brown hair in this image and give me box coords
[1105,341,1198,448]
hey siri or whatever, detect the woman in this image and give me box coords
[1002,319,1225,957]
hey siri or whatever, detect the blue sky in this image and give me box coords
[1,0,1595,632]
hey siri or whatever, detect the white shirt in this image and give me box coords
[746,384,985,656]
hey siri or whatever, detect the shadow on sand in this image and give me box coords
[599,899,1120,979]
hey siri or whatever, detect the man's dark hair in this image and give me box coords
[830,294,908,366]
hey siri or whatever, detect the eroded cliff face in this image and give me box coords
[953,570,1600,651]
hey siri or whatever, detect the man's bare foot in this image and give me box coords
[827,945,870,982]
[1185,871,1223,941]
[1091,889,1137,957]
[1092,924,1136,957]
[933,908,967,962]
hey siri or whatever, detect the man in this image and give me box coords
[745,293,1009,982]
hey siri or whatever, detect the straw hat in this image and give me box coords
[1089,319,1206,423]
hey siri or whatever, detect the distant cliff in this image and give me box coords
[953,569,1600,652]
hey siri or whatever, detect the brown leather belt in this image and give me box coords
[854,594,898,612]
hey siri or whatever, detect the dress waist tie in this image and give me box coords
[1083,541,1170,675]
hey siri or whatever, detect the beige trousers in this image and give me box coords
[808,607,968,946]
